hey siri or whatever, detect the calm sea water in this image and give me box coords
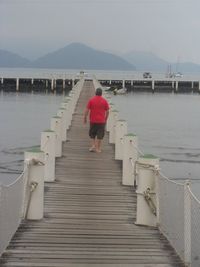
[1,68,200,198]
[111,92,200,197]
[0,91,63,185]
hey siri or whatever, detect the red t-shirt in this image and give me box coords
[87,96,109,123]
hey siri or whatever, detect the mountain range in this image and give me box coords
[1,42,200,73]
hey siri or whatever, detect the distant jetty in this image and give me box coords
[1,73,200,93]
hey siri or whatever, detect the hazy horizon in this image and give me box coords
[1,0,200,64]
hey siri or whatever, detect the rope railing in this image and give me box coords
[98,79,200,267]
[0,77,85,257]
[0,160,30,256]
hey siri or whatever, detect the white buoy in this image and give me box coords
[135,154,159,227]
[41,130,56,182]
[24,148,44,220]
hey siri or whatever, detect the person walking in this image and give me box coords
[83,88,109,153]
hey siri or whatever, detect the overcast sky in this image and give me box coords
[1,0,200,64]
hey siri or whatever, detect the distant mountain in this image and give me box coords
[171,62,200,73]
[123,51,168,72]
[2,44,200,73]
[32,43,136,70]
[123,51,200,74]
[0,49,30,67]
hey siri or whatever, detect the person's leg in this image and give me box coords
[89,138,96,151]
[95,138,102,153]
[89,123,97,152]
[95,123,105,152]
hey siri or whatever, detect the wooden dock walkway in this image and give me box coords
[0,81,184,267]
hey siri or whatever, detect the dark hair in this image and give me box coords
[95,88,102,96]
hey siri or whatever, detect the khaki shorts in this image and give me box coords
[89,123,105,140]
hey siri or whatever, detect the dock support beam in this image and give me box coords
[175,81,179,93]
[16,78,19,91]
[152,80,155,92]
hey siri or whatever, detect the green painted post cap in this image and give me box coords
[112,109,118,112]
[58,108,66,110]
[125,133,137,137]
[43,129,54,132]
[26,146,43,153]
[118,119,126,122]
[141,154,158,159]
[52,116,61,119]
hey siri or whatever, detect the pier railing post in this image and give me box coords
[50,116,62,157]
[184,181,191,266]
[106,103,114,132]
[41,130,56,182]
[61,100,70,130]
[135,154,159,227]
[57,108,67,142]
[115,120,127,160]
[24,148,45,220]
[109,110,119,144]
[122,134,138,186]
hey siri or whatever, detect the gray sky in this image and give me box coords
[1,0,200,64]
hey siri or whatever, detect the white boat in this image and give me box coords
[113,87,127,95]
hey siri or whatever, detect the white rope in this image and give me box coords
[130,141,144,156]
[187,184,200,204]
[158,170,184,186]
[2,160,31,188]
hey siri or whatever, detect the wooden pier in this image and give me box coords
[0,81,184,266]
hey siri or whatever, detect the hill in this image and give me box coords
[0,49,30,68]
[32,43,136,70]
[123,51,168,72]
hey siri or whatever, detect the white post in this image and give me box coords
[24,148,44,220]
[152,80,155,91]
[57,108,67,142]
[51,79,54,91]
[16,78,19,91]
[50,116,62,157]
[122,134,138,186]
[184,181,191,266]
[63,79,65,90]
[41,130,56,182]
[115,120,127,160]
[109,110,119,144]
[61,100,70,130]
[135,154,159,227]
[175,81,178,92]
[106,103,114,132]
